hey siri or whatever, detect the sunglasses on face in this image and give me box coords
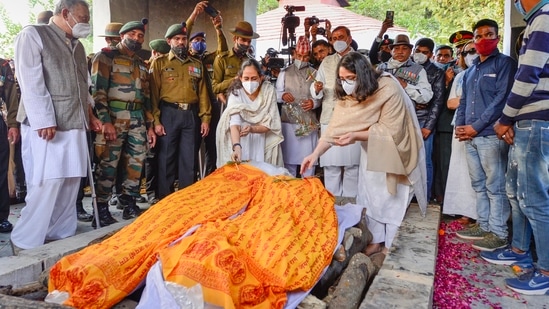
[461,48,476,56]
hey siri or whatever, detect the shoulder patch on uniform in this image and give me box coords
[217,51,229,58]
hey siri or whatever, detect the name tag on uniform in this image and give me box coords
[113,58,131,66]
[189,66,201,77]
[164,67,175,72]
[227,65,234,69]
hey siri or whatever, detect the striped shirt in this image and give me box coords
[499,3,549,125]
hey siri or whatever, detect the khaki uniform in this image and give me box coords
[212,49,249,95]
[149,51,211,197]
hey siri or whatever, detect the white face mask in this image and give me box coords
[342,79,356,96]
[333,40,348,53]
[388,58,405,68]
[464,54,479,68]
[413,52,428,65]
[66,13,91,38]
[242,81,260,94]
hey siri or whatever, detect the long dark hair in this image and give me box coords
[227,58,264,96]
[335,52,381,101]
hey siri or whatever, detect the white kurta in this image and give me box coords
[11,24,88,250]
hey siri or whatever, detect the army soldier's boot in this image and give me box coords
[120,195,142,220]
[91,202,118,228]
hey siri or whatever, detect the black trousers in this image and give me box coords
[203,99,221,175]
[157,104,200,199]
[0,120,10,220]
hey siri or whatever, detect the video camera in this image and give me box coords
[305,16,326,36]
[264,48,285,69]
[281,5,305,47]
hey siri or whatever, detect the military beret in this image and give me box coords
[165,22,187,39]
[119,18,148,35]
[149,39,171,54]
[98,22,123,37]
[190,32,205,42]
[449,30,474,47]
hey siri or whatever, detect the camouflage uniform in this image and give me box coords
[92,43,152,204]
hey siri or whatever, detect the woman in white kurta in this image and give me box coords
[216,59,284,167]
[442,41,478,222]
[301,52,427,255]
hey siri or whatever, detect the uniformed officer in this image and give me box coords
[92,19,157,227]
[150,22,211,199]
[187,6,228,176]
[211,21,259,105]
[98,22,124,47]
[0,58,20,232]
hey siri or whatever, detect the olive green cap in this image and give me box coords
[120,18,148,35]
[165,22,187,39]
[149,39,171,54]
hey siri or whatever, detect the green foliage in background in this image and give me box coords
[0,0,93,58]
[258,0,504,45]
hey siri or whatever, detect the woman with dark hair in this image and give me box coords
[216,58,283,166]
[301,52,427,255]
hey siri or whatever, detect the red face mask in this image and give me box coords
[475,38,499,56]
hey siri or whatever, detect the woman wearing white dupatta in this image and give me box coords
[301,52,427,255]
[216,59,284,167]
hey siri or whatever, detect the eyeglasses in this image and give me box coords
[461,49,476,56]
[336,76,356,85]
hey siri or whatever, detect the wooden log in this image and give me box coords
[326,253,376,309]
[297,294,327,309]
[311,208,371,299]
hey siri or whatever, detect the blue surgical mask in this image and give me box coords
[514,0,527,16]
[191,41,206,54]
[435,62,451,71]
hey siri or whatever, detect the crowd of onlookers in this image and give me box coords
[1,0,548,296]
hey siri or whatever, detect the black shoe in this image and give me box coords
[136,196,147,203]
[0,219,13,233]
[122,205,142,220]
[77,211,93,222]
[91,203,118,228]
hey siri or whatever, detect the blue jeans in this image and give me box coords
[507,120,549,271]
[465,135,510,239]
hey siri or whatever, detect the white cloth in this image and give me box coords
[442,130,477,219]
[12,24,88,249]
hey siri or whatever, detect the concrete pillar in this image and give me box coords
[92,0,258,54]
[504,0,526,61]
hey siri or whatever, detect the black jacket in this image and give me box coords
[419,60,446,131]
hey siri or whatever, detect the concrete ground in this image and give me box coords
[1,199,548,308]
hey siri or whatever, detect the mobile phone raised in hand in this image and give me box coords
[386,10,394,21]
[205,4,219,18]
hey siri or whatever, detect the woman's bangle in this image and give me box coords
[232,143,242,151]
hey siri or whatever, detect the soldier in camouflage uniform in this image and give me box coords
[0,58,20,232]
[92,19,156,227]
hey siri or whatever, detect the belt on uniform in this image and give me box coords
[163,101,197,111]
[109,100,142,111]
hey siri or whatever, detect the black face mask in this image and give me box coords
[235,43,249,55]
[379,50,392,63]
[123,38,142,52]
[172,46,188,59]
